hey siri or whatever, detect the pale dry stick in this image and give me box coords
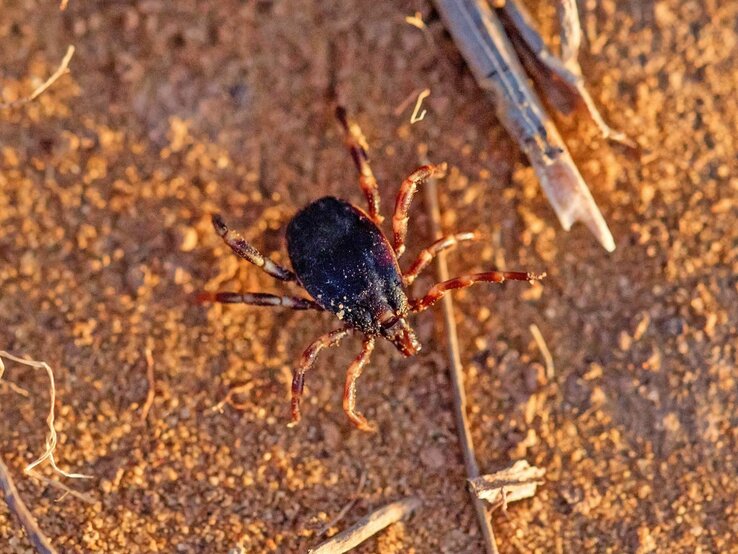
[496,0,636,148]
[557,0,582,64]
[211,383,252,413]
[25,470,96,505]
[404,11,426,30]
[410,88,431,124]
[469,460,546,510]
[0,456,58,554]
[139,346,156,422]
[393,87,425,117]
[308,497,420,554]
[0,46,75,110]
[529,323,555,381]
[0,351,91,480]
[422,159,499,554]
[1,378,30,397]
[432,0,616,252]
[314,470,367,539]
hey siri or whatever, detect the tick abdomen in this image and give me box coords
[286,197,408,334]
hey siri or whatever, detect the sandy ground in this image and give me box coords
[1,0,737,552]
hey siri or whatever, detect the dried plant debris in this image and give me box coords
[496,0,635,147]
[433,0,630,251]
[308,497,421,554]
[0,351,90,481]
[0,457,58,554]
[0,45,74,110]
[469,460,546,510]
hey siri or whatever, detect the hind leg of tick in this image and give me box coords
[196,291,323,310]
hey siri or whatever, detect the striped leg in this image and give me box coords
[411,271,546,312]
[336,106,383,225]
[197,291,323,311]
[212,214,297,282]
[289,328,352,426]
[403,231,481,285]
[392,163,448,258]
[342,337,376,432]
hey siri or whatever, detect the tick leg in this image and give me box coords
[289,328,352,426]
[403,231,481,286]
[392,163,448,258]
[343,337,376,432]
[197,291,323,311]
[212,214,297,282]
[336,106,383,225]
[411,270,546,312]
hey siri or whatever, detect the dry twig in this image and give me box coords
[315,470,367,539]
[529,323,555,381]
[432,0,617,251]
[0,45,75,110]
[496,0,635,147]
[394,87,425,117]
[211,383,251,413]
[404,11,426,30]
[422,157,499,554]
[0,456,58,554]
[308,497,420,554]
[1,378,30,398]
[139,346,156,422]
[410,88,431,124]
[26,470,96,505]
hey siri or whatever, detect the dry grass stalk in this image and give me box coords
[0,456,58,554]
[404,11,426,30]
[0,351,90,480]
[529,323,555,381]
[26,470,96,505]
[410,88,431,124]
[315,470,367,539]
[469,460,546,509]
[308,497,420,554]
[139,346,156,422]
[0,45,75,110]
[422,155,500,554]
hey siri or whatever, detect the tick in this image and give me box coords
[201,107,545,431]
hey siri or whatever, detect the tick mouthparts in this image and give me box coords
[382,316,421,357]
[211,214,228,236]
[396,328,421,357]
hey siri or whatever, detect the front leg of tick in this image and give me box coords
[343,337,377,432]
[392,163,448,258]
[410,270,546,312]
[289,328,351,426]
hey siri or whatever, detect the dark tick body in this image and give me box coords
[287,197,419,356]
[201,107,545,431]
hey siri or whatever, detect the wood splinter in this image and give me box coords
[308,496,421,554]
[469,460,546,510]
[0,456,58,554]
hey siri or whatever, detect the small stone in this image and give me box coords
[179,226,198,252]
